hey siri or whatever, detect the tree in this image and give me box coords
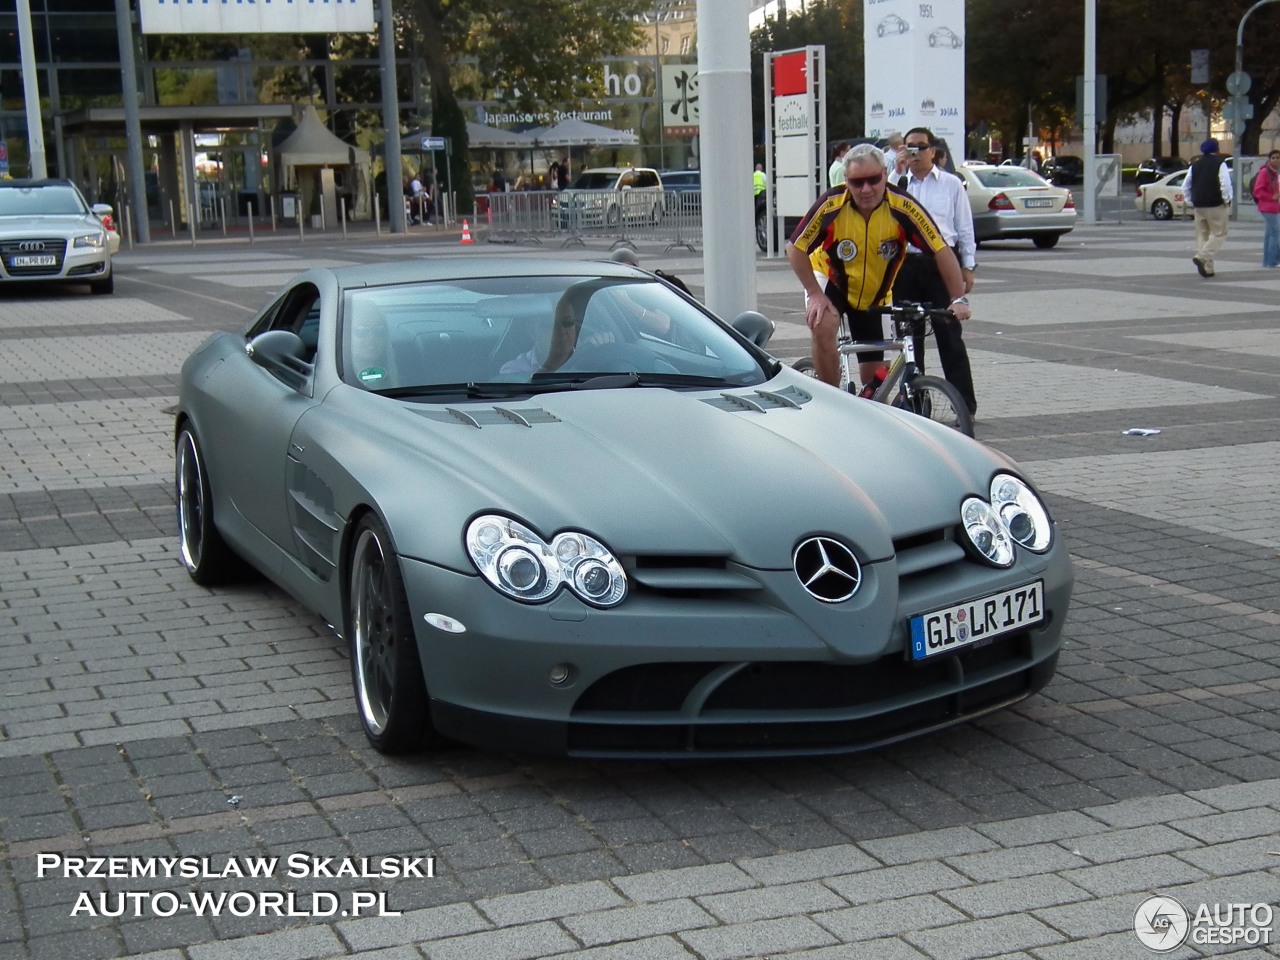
[402,0,647,211]
[750,1,865,147]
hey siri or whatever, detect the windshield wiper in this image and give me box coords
[374,377,636,399]
[532,372,735,389]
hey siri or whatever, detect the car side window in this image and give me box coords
[637,171,658,189]
[618,172,636,190]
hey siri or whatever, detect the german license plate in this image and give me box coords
[10,255,57,267]
[1023,198,1054,208]
[909,581,1044,660]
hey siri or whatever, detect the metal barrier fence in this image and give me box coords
[485,189,703,251]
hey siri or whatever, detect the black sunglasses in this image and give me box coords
[845,172,885,189]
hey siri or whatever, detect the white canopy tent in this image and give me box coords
[274,106,371,222]
[527,117,639,147]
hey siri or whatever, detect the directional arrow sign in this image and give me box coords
[1222,99,1254,121]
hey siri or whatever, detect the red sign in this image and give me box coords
[773,52,808,97]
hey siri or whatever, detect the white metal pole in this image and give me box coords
[1083,0,1097,224]
[15,0,47,178]
[696,0,757,317]
[188,203,196,246]
[248,200,255,243]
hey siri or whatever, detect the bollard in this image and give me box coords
[123,204,134,251]
[169,200,176,236]
[270,199,277,232]
[248,201,255,244]
[220,197,227,236]
[340,199,348,240]
[188,203,197,247]
[298,209,305,243]
[374,196,381,236]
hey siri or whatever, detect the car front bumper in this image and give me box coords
[0,238,111,284]
[398,543,1073,758]
[972,211,1076,241]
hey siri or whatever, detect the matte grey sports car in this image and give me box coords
[175,258,1072,758]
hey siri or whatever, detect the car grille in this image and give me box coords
[567,633,1053,756]
[1,238,69,277]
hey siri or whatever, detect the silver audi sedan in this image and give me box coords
[0,178,117,294]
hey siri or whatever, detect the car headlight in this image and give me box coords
[466,514,627,607]
[74,233,106,249]
[990,473,1053,553]
[960,497,1014,568]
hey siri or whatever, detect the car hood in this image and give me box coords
[332,373,1013,570]
[0,214,102,236]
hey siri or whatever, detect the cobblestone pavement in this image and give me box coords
[1,222,1278,960]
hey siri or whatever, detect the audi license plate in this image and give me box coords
[909,581,1044,660]
[1023,198,1054,208]
[10,255,57,267]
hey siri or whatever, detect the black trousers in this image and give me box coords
[893,253,978,414]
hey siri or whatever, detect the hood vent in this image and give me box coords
[702,384,811,413]
[413,406,561,428]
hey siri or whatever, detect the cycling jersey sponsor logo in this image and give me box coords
[835,239,858,261]
[878,239,901,260]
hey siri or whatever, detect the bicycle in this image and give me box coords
[792,302,975,438]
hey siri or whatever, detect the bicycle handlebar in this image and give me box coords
[872,302,956,320]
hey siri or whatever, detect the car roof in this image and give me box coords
[301,257,649,290]
[580,166,658,175]
[0,178,78,190]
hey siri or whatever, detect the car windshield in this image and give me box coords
[341,275,769,394]
[972,168,1051,188]
[0,185,88,217]
[571,173,617,190]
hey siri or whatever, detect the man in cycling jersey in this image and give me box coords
[787,142,971,388]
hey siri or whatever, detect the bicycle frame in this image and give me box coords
[832,311,925,403]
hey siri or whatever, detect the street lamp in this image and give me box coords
[1231,0,1280,218]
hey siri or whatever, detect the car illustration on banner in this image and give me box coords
[928,26,964,48]
[876,14,909,36]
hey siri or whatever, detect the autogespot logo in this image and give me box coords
[1134,895,1190,951]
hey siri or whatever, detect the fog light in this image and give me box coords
[548,664,573,685]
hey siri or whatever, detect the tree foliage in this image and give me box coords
[750,0,864,147]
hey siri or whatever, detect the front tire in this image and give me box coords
[175,425,247,584]
[347,515,436,754]
[90,272,114,295]
[893,375,975,437]
[1151,199,1173,221]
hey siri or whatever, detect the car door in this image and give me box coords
[200,283,322,561]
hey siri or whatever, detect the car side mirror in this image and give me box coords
[247,330,312,387]
[731,310,775,348]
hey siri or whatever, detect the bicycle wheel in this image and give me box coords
[892,374,975,438]
[792,357,819,377]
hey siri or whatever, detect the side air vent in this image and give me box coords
[413,406,561,427]
[701,384,812,413]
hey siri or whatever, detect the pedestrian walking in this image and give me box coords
[1252,150,1280,268]
[1184,138,1233,277]
[891,126,979,416]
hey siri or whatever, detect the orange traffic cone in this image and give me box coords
[460,219,474,244]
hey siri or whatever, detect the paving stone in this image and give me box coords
[813,893,966,942]
[678,915,838,960]
[612,864,757,903]
[904,914,1067,960]
[562,899,717,947]
[477,881,625,926]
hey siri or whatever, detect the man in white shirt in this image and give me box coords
[891,127,979,415]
